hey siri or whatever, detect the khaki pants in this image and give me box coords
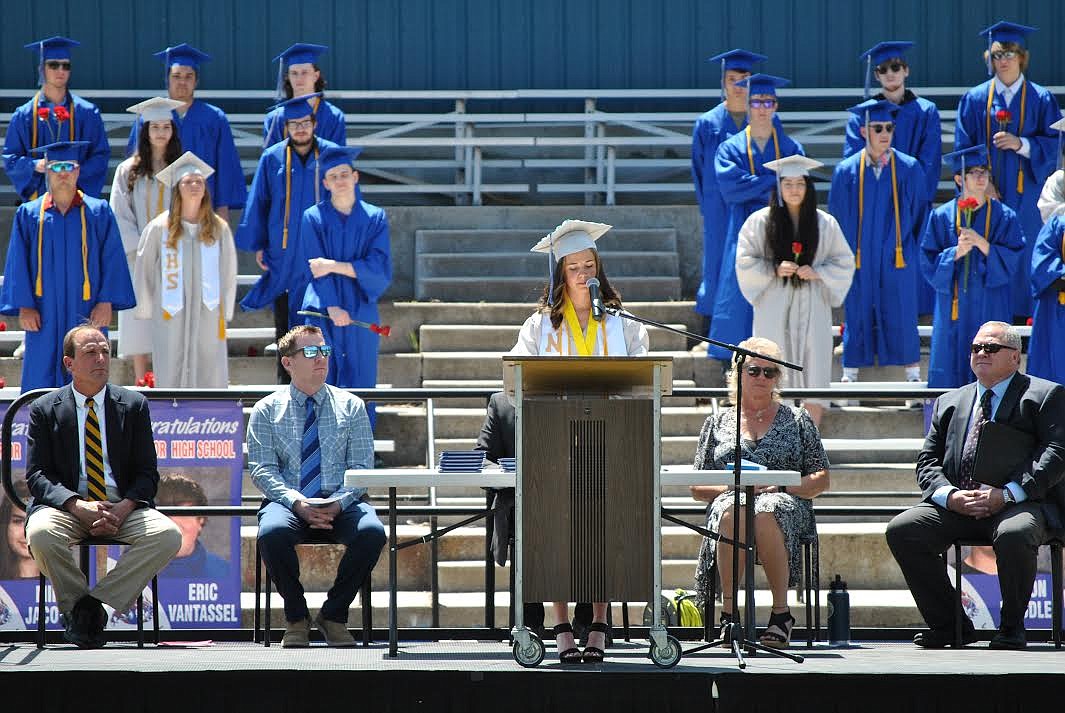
[26,506,182,614]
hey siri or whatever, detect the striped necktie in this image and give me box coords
[300,397,322,498]
[85,399,107,501]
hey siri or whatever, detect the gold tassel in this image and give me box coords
[1058,291,1064,306]
[855,249,861,270]
[80,201,90,300]
[894,245,906,269]
[218,315,226,340]
[951,282,959,321]
[163,310,171,321]
[1017,170,1024,195]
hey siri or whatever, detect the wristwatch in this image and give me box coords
[1002,487,1016,505]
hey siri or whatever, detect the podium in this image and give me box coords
[503,355,675,665]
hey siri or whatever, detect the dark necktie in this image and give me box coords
[85,400,107,501]
[959,389,993,490]
[299,397,322,498]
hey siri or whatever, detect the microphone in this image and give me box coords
[586,277,604,322]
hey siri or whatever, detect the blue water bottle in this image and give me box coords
[827,574,850,647]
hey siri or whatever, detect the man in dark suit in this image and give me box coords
[24,325,181,648]
[886,321,1065,650]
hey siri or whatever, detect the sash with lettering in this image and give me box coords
[160,224,222,318]
[538,299,627,356]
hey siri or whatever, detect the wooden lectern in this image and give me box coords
[503,356,673,604]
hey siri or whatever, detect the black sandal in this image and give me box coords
[552,623,582,664]
[581,622,609,663]
[760,610,795,649]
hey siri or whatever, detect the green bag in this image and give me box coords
[642,589,703,628]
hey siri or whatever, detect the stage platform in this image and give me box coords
[1,639,1062,712]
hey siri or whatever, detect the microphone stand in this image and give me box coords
[605,305,805,668]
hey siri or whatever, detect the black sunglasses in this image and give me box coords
[875,62,905,75]
[868,122,895,134]
[296,344,333,358]
[745,365,780,378]
[45,61,72,71]
[970,343,1017,355]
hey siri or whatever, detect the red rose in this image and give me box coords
[37,107,50,120]
[0,321,6,331]
[1026,317,1033,326]
[372,324,391,337]
[54,105,70,122]
[791,241,803,255]
[995,109,1011,123]
[144,371,156,388]
[0,377,6,389]
[958,197,979,211]
[247,346,259,357]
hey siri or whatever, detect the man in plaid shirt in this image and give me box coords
[248,324,385,647]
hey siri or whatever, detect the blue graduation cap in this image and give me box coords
[707,49,767,101]
[318,145,363,174]
[31,140,89,163]
[943,145,990,174]
[24,36,80,62]
[272,93,322,122]
[734,74,790,97]
[858,41,915,98]
[980,21,1037,75]
[154,43,211,86]
[848,98,899,124]
[273,43,329,99]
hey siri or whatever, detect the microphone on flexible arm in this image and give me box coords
[586,277,604,322]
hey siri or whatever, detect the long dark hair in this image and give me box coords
[0,480,32,580]
[537,251,623,330]
[127,120,183,191]
[284,65,327,98]
[766,176,819,270]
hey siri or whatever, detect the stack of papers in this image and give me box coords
[438,451,487,472]
[498,458,516,472]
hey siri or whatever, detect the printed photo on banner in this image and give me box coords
[0,406,44,631]
[948,546,1064,630]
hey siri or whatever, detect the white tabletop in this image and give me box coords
[345,466,800,489]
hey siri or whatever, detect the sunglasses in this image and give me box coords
[868,122,895,134]
[749,99,777,109]
[745,365,780,379]
[286,119,314,131]
[970,343,1017,355]
[990,51,1018,62]
[45,61,72,71]
[297,344,333,358]
[875,62,905,75]
[47,161,77,173]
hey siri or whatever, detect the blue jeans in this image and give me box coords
[257,499,386,623]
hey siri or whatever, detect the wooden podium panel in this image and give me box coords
[521,397,653,602]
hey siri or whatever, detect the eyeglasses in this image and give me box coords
[868,122,895,134]
[45,61,72,71]
[47,161,77,173]
[297,344,333,359]
[749,99,777,109]
[965,167,991,178]
[875,62,905,75]
[990,51,1018,62]
[745,365,780,379]
[286,119,314,131]
[970,342,1017,355]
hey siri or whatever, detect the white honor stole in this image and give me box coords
[538,312,627,356]
[160,227,221,318]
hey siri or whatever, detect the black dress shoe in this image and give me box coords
[913,625,978,648]
[72,595,108,649]
[61,611,95,649]
[989,626,1026,650]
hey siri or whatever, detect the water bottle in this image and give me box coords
[827,574,850,647]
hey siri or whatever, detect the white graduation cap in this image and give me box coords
[763,155,822,206]
[1053,117,1065,170]
[155,151,215,189]
[530,220,612,305]
[126,97,184,123]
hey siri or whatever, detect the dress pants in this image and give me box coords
[26,506,182,615]
[886,501,1046,631]
[257,499,386,623]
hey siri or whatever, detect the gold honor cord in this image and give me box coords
[144,178,164,222]
[952,198,994,320]
[855,149,904,270]
[36,191,89,299]
[561,297,601,356]
[1059,229,1065,306]
[745,125,780,175]
[985,79,1027,195]
[282,144,320,250]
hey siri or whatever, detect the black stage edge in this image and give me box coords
[2,642,1064,713]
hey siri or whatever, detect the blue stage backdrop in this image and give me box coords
[0,1,1062,95]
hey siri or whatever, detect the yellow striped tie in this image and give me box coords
[85,400,106,501]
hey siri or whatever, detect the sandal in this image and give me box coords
[552,623,582,664]
[581,622,609,664]
[717,612,735,648]
[760,609,795,649]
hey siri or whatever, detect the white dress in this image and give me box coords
[133,214,237,388]
[109,158,171,357]
[511,310,649,356]
[736,207,855,396]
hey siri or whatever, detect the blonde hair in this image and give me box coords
[725,336,786,402]
[984,41,1029,73]
[166,181,223,251]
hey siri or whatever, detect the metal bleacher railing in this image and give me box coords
[5,86,1061,207]
[1,384,942,643]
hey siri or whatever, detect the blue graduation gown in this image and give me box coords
[299,199,392,395]
[844,91,942,316]
[1027,215,1065,385]
[706,128,803,361]
[127,100,248,209]
[0,194,135,391]
[236,137,339,324]
[1,92,111,201]
[827,149,926,367]
[262,98,346,148]
[921,198,1022,387]
[955,77,1061,317]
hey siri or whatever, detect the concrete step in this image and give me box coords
[418,323,688,352]
[417,251,679,278]
[417,275,683,302]
[414,228,678,254]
